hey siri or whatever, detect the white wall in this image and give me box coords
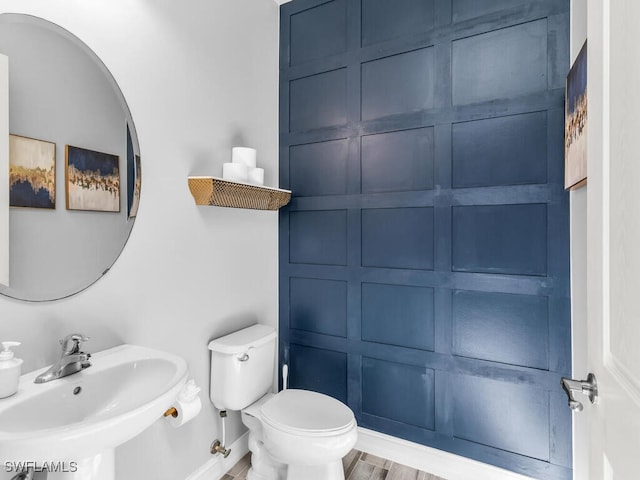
[0,1,279,479]
[569,1,588,480]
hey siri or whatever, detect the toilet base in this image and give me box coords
[246,450,284,480]
[245,423,285,480]
[286,461,345,480]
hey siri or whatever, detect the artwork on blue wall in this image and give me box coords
[565,40,587,190]
[131,155,141,218]
[126,124,141,218]
[65,145,120,212]
[9,134,56,209]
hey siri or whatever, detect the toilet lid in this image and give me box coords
[261,389,355,435]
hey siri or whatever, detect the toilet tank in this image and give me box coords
[208,324,277,411]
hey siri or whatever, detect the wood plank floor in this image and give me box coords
[222,449,447,480]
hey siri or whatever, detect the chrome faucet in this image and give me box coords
[10,467,34,480]
[10,468,34,480]
[34,334,91,384]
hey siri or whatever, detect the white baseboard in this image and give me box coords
[186,427,535,480]
[355,427,535,480]
[185,432,249,480]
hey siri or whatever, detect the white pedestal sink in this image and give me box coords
[0,345,188,479]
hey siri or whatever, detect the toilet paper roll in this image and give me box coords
[247,167,264,186]
[232,147,257,168]
[166,395,202,428]
[222,162,248,183]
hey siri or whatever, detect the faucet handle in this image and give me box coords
[60,333,90,354]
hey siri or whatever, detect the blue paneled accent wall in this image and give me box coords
[278,1,571,478]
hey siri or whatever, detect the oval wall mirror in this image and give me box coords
[0,14,141,302]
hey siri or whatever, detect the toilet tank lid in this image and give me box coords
[208,324,276,354]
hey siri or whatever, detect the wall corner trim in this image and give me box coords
[355,428,536,480]
[184,432,249,480]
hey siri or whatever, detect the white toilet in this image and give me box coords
[208,324,357,480]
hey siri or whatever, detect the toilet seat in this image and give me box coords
[261,389,356,437]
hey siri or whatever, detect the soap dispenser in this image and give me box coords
[0,341,23,398]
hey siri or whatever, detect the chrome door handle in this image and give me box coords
[561,373,597,412]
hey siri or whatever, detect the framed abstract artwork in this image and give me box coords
[9,134,56,209]
[129,154,141,218]
[565,40,587,190]
[126,124,141,219]
[65,145,120,212]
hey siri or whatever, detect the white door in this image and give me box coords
[0,53,8,287]
[583,0,640,478]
